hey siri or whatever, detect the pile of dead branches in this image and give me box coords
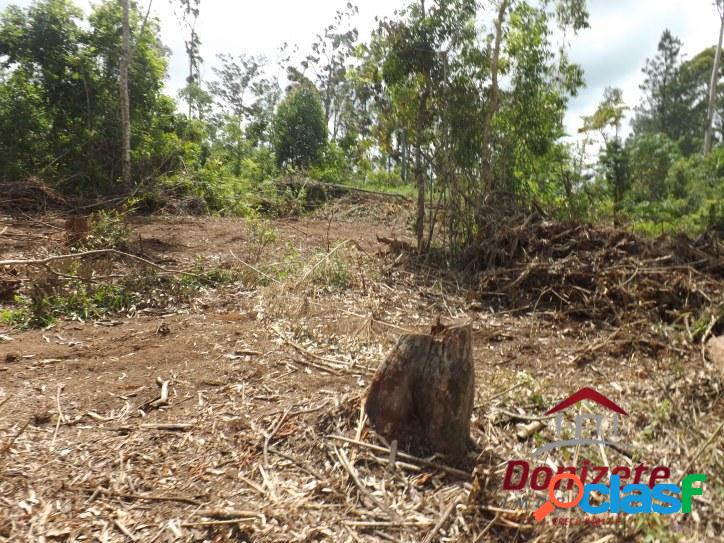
[0,177,69,212]
[468,215,723,326]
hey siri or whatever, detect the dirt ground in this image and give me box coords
[0,199,722,543]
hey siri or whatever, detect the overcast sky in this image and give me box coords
[1,0,721,136]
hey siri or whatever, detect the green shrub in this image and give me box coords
[79,210,130,250]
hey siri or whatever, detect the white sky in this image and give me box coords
[1,0,721,137]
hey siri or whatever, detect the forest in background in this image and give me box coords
[0,0,722,251]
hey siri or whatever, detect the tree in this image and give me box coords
[174,0,209,119]
[359,0,587,251]
[208,53,269,174]
[298,2,359,139]
[120,0,131,190]
[271,83,327,168]
[581,87,628,143]
[704,0,724,154]
[633,30,692,149]
[0,0,177,190]
[600,140,630,226]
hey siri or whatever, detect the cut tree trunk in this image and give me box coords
[364,321,474,459]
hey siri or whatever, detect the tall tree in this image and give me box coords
[704,0,724,154]
[208,53,268,174]
[0,0,175,189]
[633,30,690,147]
[298,2,359,139]
[480,0,511,193]
[174,0,208,119]
[120,0,131,190]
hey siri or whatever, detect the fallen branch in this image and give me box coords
[0,249,200,277]
[329,435,471,479]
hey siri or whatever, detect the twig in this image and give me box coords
[113,518,138,542]
[329,435,471,479]
[422,500,456,543]
[487,382,525,402]
[50,385,65,450]
[139,423,193,431]
[678,421,724,483]
[0,419,30,457]
[180,518,256,528]
[472,513,499,543]
[229,250,280,284]
[270,326,346,374]
[334,446,393,516]
[195,508,263,520]
[294,239,351,289]
[263,407,291,468]
[75,486,201,506]
[0,249,200,277]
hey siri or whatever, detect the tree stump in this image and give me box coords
[364,321,474,458]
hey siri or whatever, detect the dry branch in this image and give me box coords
[329,435,471,479]
[294,239,352,289]
[0,249,200,277]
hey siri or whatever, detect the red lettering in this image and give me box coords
[502,460,529,490]
[555,466,578,490]
[611,466,631,486]
[590,465,608,484]
[633,463,648,484]
[530,466,553,490]
[648,466,670,488]
[580,459,590,485]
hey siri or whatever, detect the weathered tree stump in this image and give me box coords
[364,321,474,458]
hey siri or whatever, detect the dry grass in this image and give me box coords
[0,202,722,542]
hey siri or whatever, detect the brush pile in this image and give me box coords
[466,215,722,328]
[0,177,68,212]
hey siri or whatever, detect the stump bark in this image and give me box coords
[364,321,474,458]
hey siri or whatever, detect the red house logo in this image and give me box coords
[533,387,630,457]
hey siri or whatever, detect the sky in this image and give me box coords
[1,0,721,137]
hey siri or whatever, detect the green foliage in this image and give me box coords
[311,253,352,290]
[309,142,353,183]
[633,30,723,155]
[0,0,184,190]
[1,262,242,329]
[272,84,327,169]
[599,140,630,224]
[79,210,130,250]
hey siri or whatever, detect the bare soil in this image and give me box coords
[0,199,721,543]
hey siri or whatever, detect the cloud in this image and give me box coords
[1,0,720,138]
[563,0,721,136]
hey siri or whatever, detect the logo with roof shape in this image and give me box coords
[532,387,631,458]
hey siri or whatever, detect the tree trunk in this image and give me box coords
[415,87,429,253]
[120,0,132,191]
[480,0,510,194]
[401,129,408,183]
[364,321,475,459]
[704,10,724,155]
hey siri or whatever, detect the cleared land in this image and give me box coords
[0,197,722,542]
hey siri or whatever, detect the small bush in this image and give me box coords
[79,210,130,250]
[311,253,352,290]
